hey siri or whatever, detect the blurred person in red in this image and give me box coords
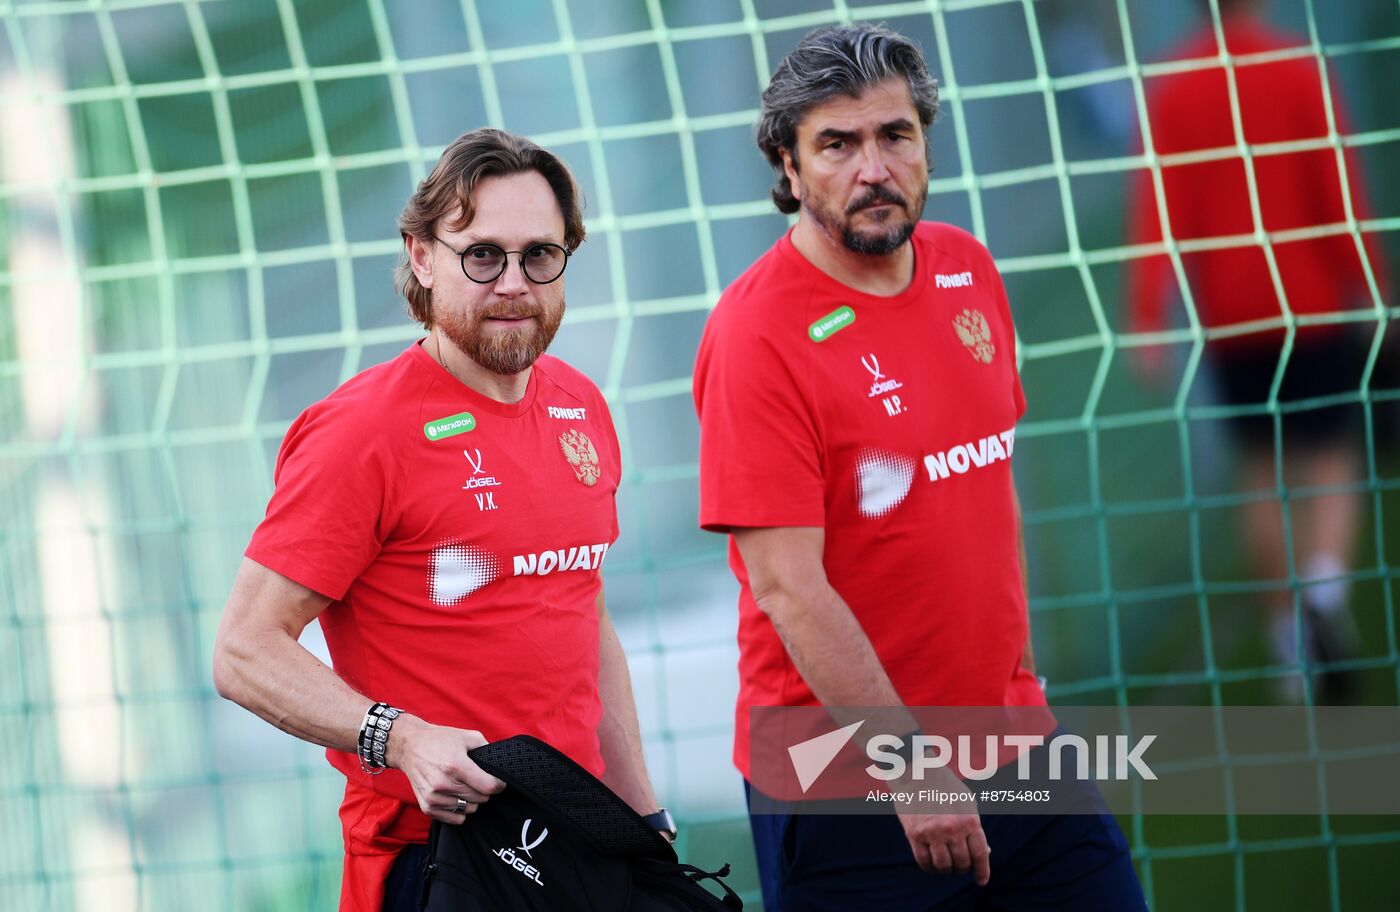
[1127,0,1390,700]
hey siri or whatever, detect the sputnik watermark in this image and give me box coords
[753,706,1400,816]
[864,732,1157,782]
[787,724,1156,796]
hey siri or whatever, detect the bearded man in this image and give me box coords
[694,25,1145,911]
[213,128,670,911]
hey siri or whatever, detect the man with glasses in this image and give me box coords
[213,128,670,911]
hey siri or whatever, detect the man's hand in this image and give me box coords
[733,528,990,882]
[386,715,506,823]
[894,770,990,886]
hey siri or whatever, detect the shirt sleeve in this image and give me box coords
[245,398,398,600]
[693,306,826,533]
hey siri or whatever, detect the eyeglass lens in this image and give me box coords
[460,244,568,284]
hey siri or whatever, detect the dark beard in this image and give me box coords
[806,183,925,256]
[843,218,917,255]
[437,301,564,376]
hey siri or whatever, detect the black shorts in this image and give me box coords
[1207,333,1366,451]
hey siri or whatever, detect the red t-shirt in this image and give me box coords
[694,223,1046,779]
[246,341,620,911]
[1127,13,1387,347]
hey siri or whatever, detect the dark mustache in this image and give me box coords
[846,186,908,215]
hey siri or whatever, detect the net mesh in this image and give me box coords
[0,0,1397,909]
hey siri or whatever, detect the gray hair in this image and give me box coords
[757,24,939,214]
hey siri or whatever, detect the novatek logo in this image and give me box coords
[547,406,587,420]
[493,818,548,887]
[935,270,974,289]
[513,543,610,576]
[424,411,476,440]
[808,305,856,342]
[923,428,1016,482]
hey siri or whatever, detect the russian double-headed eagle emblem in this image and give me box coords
[559,429,601,487]
[952,308,995,364]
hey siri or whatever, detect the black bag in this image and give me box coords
[419,735,742,911]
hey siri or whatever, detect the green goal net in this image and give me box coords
[0,0,1396,909]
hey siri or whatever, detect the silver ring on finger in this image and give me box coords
[454,796,468,815]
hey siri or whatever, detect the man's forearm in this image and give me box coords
[759,583,918,734]
[596,607,659,814]
[215,621,447,773]
[214,621,372,754]
[213,558,391,758]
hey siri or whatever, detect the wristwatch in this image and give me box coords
[643,808,677,840]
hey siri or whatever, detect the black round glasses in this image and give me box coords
[435,237,571,285]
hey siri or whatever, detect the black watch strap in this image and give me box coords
[643,808,676,837]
